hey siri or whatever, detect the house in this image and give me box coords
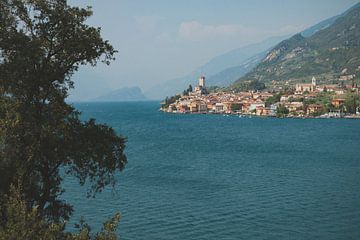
[331,98,345,108]
[316,84,340,92]
[222,102,233,112]
[339,74,355,81]
[256,106,274,116]
[259,92,274,100]
[280,95,289,102]
[198,101,208,112]
[167,104,176,113]
[207,102,215,111]
[215,103,224,113]
[307,104,324,115]
[176,104,189,113]
[270,102,280,113]
[241,103,250,113]
[284,102,303,112]
[249,102,265,112]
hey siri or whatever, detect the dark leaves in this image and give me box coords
[0,0,126,226]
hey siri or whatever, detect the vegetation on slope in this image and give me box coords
[232,6,360,90]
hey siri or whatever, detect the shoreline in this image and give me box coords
[159,108,360,119]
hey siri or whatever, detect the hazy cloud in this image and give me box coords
[178,21,257,41]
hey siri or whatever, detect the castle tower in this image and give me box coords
[199,76,205,87]
[312,76,317,86]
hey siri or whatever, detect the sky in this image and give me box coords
[68,0,359,100]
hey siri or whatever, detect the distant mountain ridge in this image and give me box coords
[206,51,266,87]
[93,86,147,102]
[144,35,288,99]
[232,3,360,88]
[301,2,360,37]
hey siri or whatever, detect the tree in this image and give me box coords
[161,94,181,108]
[265,93,282,107]
[344,93,360,113]
[230,103,241,112]
[187,84,193,93]
[0,183,121,239]
[0,0,127,229]
[233,80,266,92]
[276,105,289,117]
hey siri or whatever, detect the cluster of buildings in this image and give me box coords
[161,76,360,117]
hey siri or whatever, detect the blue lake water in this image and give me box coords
[63,101,360,240]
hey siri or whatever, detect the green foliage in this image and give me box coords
[95,213,122,240]
[182,85,193,96]
[265,93,282,107]
[0,183,121,240]
[162,94,181,108]
[232,80,266,92]
[344,93,360,113]
[0,0,126,238]
[230,103,242,111]
[0,183,65,240]
[187,84,193,93]
[303,92,336,112]
[276,105,289,117]
[206,86,222,93]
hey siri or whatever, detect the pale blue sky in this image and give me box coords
[69,0,359,100]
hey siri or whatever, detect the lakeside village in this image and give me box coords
[160,75,360,118]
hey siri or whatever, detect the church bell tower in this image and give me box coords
[312,76,317,86]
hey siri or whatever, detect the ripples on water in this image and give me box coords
[63,102,360,240]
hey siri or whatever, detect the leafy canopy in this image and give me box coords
[0,0,127,227]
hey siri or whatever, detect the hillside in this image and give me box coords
[232,4,360,89]
[93,87,147,102]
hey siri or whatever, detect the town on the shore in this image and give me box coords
[160,75,360,118]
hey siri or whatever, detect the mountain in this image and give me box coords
[144,35,288,99]
[301,2,360,37]
[232,4,360,88]
[206,51,267,87]
[93,87,147,102]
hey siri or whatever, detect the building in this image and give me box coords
[249,102,265,112]
[339,74,355,81]
[176,104,189,113]
[312,76,317,86]
[189,102,198,112]
[199,75,205,87]
[193,75,207,95]
[198,101,208,112]
[316,84,339,92]
[296,84,315,94]
[284,102,304,112]
[331,98,345,108]
[215,103,224,113]
[255,106,274,116]
[295,77,317,94]
[307,104,324,115]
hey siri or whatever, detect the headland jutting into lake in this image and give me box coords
[160,75,360,119]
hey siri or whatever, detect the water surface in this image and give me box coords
[63,101,360,240]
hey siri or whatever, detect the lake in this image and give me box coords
[63,101,360,240]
